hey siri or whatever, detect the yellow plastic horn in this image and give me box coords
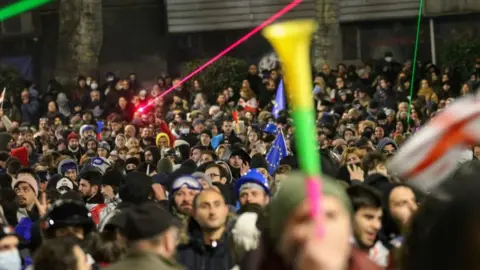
[263,20,325,238]
[262,19,320,176]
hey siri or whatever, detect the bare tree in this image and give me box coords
[55,0,103,85]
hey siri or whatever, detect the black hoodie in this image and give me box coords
[118,172,152,207]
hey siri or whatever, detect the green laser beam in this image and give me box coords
[0,0,52,22]
[407,0,424,128]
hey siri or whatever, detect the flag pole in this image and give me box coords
[0,87,6,110]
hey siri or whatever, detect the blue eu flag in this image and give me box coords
[266,129,288,175]
[272,80,286,119]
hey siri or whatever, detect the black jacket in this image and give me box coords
[220,132,241,146]
[177,220,233,270]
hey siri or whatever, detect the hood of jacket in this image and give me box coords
[215,161,233,184]
[119,172,152,205]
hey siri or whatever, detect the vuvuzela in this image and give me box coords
[263,20,324,237]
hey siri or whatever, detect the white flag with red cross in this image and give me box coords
[388,95,480,192]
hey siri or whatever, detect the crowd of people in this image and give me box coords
[0,52,479,270]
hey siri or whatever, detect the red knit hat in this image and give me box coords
[10,146,29,167]
[67,132,79,142]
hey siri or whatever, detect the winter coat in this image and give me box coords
[105,251,183,270]
[85,192,105,225]
[219,132,241,146]
[98,195,122,232]
[177,219,234,270]
[21,98,40,125]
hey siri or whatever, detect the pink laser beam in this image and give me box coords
[138,0,304,112]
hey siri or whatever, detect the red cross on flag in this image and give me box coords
[388,95,480,192]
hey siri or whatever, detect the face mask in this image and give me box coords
[0,249,21,270]
[180,128,190,134]
[107,77,114,82]
[91,83,98,90]
[385,57,392,63]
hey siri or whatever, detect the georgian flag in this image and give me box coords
[388,95,480,193]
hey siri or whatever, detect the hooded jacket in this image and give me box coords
[119,172,152,206]
[57,159,79,178]
[376,138,398,153]
[145,146,161,166]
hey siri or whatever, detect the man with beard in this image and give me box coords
[140,126,154,148]
[376,138,398,159]
[347,185,383,260]
[78,170,105,225]
[171,176,202,218]
[220,118,241,146]
[170,176,202,244]
[62,132,83,162]
[12,175,39,224]
[234,169,270,207]
[178,189,233,270]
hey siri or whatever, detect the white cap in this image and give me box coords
[56,177,74,194]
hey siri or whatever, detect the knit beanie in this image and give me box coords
[67,132,79,142]
[12,175,39,197]
[267,172,351,245]
[191,172,213,187]
[58,159,78,175]
[91,157,112,175]
[102,169,124,187]
[250,154,268,171]
[157,158,173,174]
[10,147,29,167]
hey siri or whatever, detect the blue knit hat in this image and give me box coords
[263,123,277,134]
[234,169,270,197]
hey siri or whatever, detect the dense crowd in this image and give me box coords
[0,52,479,270]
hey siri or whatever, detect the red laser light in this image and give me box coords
[137,0,303,113]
